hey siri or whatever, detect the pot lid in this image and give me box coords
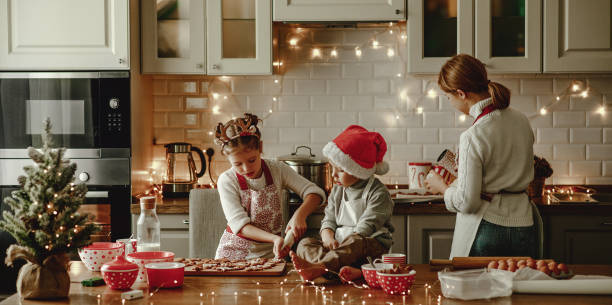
[277,146,328,165]
[101,255,138,271]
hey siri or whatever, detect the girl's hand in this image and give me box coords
[273,235,290,259]
[286,214,307,240]
[424,171,449,195]
[321,229,339,250]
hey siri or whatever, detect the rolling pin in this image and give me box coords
[430,257,536,269]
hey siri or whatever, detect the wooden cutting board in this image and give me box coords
[184,261,286,276]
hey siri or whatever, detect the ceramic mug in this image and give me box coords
[408,162,432,189]
[426,165,456,185]
[437,149,458,176]
[117,238,138,257]
[375,253,407,267]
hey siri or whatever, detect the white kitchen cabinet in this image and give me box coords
[206,0,272,75]
[131,213,190,258]
[406,215,455,264]
[544,0,612,72]
[408,0,473,73]
[273,0,405,22]
[0,0,129,70]
[475,0,541,73]
[141,0,206,74]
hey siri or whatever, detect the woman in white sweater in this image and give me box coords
[425,54,542,259]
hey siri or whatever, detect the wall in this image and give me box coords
[146,26,612,188]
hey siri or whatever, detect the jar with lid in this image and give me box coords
[136,196,160,252]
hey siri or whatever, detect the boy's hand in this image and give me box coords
[321,229,339,250]
[286,214,307,240]
[273,235,290,259]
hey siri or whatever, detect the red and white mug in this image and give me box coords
[117,238,138,257]
[374,253,407,267]
[409,162,432,189]
[426,165,456,185]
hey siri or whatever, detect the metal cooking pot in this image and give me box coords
[277,146,332,196]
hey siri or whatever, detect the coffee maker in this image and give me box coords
[162,142,206,197]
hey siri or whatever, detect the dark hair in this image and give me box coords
[438,54,510,109]
[214,113,261,155]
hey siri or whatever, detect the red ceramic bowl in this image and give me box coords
[145,262,185,288]
[126,251,175,282]
[376,270,416,295]
[101,255,139,290]
[78,242,124,271]
[361,263,393,289]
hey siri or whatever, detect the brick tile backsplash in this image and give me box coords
[149,27,612,185]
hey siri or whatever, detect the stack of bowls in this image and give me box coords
[78,242,124,271]
[126,251,175,282]
[145,262,185,288]
[100,255,139,290]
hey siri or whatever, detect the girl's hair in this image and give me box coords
[438,54,510,109]
[214,113,261,155]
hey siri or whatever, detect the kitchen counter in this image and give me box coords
[2,262,611,305]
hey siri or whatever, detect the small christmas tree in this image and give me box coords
[0,119,99,264]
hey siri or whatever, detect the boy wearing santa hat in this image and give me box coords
[290,125,394,282]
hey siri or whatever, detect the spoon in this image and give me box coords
[367,256,375,269]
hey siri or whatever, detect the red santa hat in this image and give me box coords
[322,125,389,180]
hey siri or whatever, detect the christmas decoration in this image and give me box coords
[0,118,99,299]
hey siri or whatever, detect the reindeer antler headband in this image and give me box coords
[214,113,260,146]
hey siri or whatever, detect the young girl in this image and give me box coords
[214,113,325,260]
[425,54,542,259]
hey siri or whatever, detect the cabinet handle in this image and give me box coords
[183,219,190,225]
[118,58,126,65]
[602,222,612,226]
[196,63,204,69]
[395,9,403,14]
[212,64,220,70]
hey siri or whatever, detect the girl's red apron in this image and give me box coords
[215,160,283,259]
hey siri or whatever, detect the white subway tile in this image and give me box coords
[169,80,198,94]
[231,79,263,94]
[548,161,568,177]
[279,96,310,112]
[343,63,373,79]
[343,96,374,111]
[385,161,407,176]
[185,129,208,143]
[570,94,603,110]
[553,112,586,127]
[185,97,208,109]
[587,112,611,127]
[439,128,465,144]
[311,128,343,144]
[423,112,454,128]
[511,96,537,113]
[396,113,423,128]
[360,48,393,62]
[419,96,439,111]
[373,63,404,78]
[327,79,358,95]
[569,161,602,176]
[394,78,423,95]
[603,161,612,176]
[152,80,167,95]
[168,113,198,127]
[374,96,401,110]
[295,80,326,95]
[553,176,585,185]
[390,145,422,161]
[520,79,553,95]
[326,112,358,128]
[343,30,377,44]
[154,128,184,144]
[533,144,553,159]
[455,112,473,128]
[491,78,520,96]
[359,112,398,128]
[311,64,341,79]
[279,128,310,144]
[538,95,569,111]
[587,144,612,160]
[423,144,454,162]
[408,128,439,144]
[262,112,294,128]
[570,128,602,144]
[295,112,327,127]
[586,177,612,184]
[537,128,569,144]
[553,144,585,160]
[261,143,294,159]
[259,127,278,144]
[248,96,276,111]
[153,113,166,127]
[375,128,407,144]
[311,30,343,44]
[553,78,577,94]
[200,81,209,94]
[587,78,612,94]
[605,128,612,144]
[529,114,553,128]
[359,80,390,95]
[311,96,342,111]
[262,79,289,95]
[283,64,311,79]
[154,96,183,111]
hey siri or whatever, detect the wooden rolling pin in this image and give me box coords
[430,257,537,269]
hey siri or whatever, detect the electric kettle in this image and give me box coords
[162,142,206,197]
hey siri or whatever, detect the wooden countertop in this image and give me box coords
[2,262,611,305]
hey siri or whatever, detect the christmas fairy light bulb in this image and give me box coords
[223,95,228,100]
[289,38,298,46]
[581,90,588,98]
[372,40,379,48]
[212,105,220,114]
[540,108,548,115]
[355,47,362,57]
[417,107,423,114]
[330,49,338,58]
[387,48,395,57]
[401,33,407,40]
[397,73,402,77]
[312,48,321,58]
[459,114,466,122]
[598,106,606,115]
[212,92,219,99]
[556,96,561,101]
[272,97,278,102]
[572,83,580,92]
[427,89,437,98]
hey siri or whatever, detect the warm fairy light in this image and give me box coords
[59,226,64,230]
[212,105,220,114]
[268,109,273,113]
[53,211,57,215]
[234,292,238,296]
[572,83,580,91]
[37,214,42,218]
[395,114,400,119]
[581,90,588,98]
[372,40,379,48]
[556,96,561,101]
[355,47,362,57]
[540,108,547,115]
[401,33,407,40]
[598,106,606,115]
[212,92,219,99]
[223,95,228,100]
[427,89,437,98]
[397,73,402,77]
[73,229,78,233]
[387,48,395,57]
[47,204,52,209]
[289,38,298,46]
[56,234,59,238]
[312,48,321,58]
[274,79,280,84]
[272,97,278,102]
[417,107,423,114]
[330,49,338,58]
[459,114,466,122]
[220,76,231,81]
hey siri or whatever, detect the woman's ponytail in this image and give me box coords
[487,81,510,109]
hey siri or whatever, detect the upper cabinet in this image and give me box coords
[273,0,405,21]
[544,0,612,72]
[142,0,272,75]
[0,0,129,71]
[409,0,541,73]
[141,0,206,74]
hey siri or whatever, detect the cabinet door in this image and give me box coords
[0,0,129,70]
[273,0,405,22]
[544,0,612,72]
[206,0,272,75]
[408,0,474,73]
[475,0,541,72]
[546,215,612,264]
[406,215,455,264]
[159,214,190,258]
[141,0,205,74]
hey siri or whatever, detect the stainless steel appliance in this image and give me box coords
[0,72,131,294]
[162,142,206,197]
[277,146,332,202]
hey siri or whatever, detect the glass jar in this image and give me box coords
[136,196,160,252]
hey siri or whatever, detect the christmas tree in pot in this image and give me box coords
[0,119,99,299]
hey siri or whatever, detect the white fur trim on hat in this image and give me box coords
[323,141,375,180]
[375,161,389,176]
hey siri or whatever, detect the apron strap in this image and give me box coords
[480,190,527,201]
[361,176,376,200]
[236,172,249,190]
[261,160,274,186]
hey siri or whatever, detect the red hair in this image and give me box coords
[438,54,510,109]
